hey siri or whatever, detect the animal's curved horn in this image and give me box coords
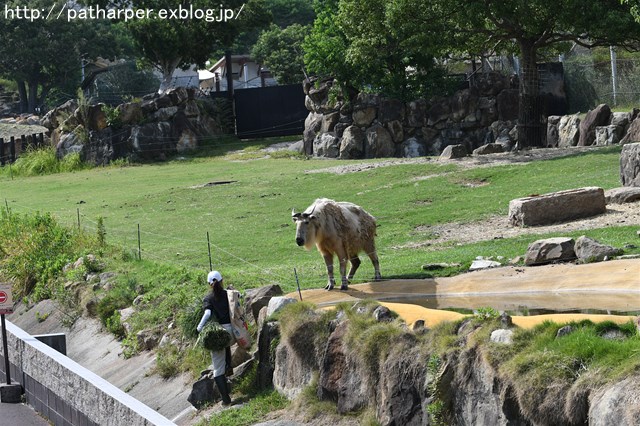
[292,208,301,218]
[309,204,317,215]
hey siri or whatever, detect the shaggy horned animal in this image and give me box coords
[292,198,381,290]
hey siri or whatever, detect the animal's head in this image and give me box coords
[292,205,318,249]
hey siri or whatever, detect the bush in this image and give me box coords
[8,147,87,177]
[0,210,96,299]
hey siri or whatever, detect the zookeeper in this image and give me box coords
[196,270,234,405]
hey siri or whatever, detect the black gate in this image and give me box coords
[211,84,308,139]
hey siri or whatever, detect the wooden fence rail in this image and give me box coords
[0,133,45,166]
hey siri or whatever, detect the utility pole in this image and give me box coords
[610,46,618,106]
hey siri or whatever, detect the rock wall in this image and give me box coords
[303,73,521,159]
[41,88,226,165]
[261,306,640,426]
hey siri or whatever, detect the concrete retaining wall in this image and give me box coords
[0,320,175,426]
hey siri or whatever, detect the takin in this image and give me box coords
[292,198,381,290]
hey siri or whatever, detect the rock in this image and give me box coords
[152,106,179,122]
[313,132,340,158]
[187,373,220,409]
[595,125,620,146]
[386,120,404,143]
[136,329,160,351]
[620,117,640,144]
[490,329,514,344]
[56,131,83,159]
[353,106,377,127]
[365,124,395,158]
[266,297,297,318]
[231,344,252,368]
[610,112,631,140]
[524,237,576,266]
[439,144,467,159]
[321,112,340,133]
[372,306,393,322]
[129,122,174,160]
[578,104,611,146]
[401,137,426,158]
[412,320,426,332]
[557,114,581,147]
[405,99,427,127]
[601,329,626,340]
[500,313,513,328]
[508,187,606,227]
[605,187,640,204]
[589,376,640,425]
[574,236,621,262]
[546,115,561,147]
[339,125,365,159]
[183,100,200,118]
[303,112,323,156]
[469,259,501,271]
[257,320,280,389]
[496,89,519,121]
[620,142,640,187]
[556,325,574,338]
[472,143,503,156]
[379,98,405,124]
[244,285,283,324]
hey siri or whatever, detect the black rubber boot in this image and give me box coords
[214,375,232,405]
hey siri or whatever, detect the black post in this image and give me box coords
[38,133,44,147]
[31,134,37,150]
[294,268,302,301]
[2,314,11,385]
[137,224,141,260]
[9,137,15,163]
[207,231,212,271]
[0,137,4,166]
[20,135,26,155]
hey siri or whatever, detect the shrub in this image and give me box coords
[0,210,95,299]
[8,147,87,176]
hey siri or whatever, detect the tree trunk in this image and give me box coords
[516,40,546,149]
[17,80,28,113]
[158,58,182,94]
[27,80,38,114]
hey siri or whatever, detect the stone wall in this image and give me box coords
[303,73,521,159]
[1,320,174,426]
[41,87,226,165]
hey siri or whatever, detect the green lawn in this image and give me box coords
[0,143,634,293]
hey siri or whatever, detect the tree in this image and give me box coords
[441,0,640,148]
[251,24,310,84]
[86,0,270,92]
[0,0,122,113]
[303,0,453,100]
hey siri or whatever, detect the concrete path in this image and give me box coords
[0,401,50,426]
[291,258,640,328]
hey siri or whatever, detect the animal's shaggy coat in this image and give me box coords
[293,198,381,290]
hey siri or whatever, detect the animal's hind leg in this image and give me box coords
[347,256,361,282]
[366,243,382,281]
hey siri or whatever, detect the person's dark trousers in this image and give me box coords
[214,375,232,405]
[225,347,233,376]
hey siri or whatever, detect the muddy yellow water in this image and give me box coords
[289,258,640,329]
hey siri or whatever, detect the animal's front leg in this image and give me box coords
[323,253,336,290]
[338,256,349,290]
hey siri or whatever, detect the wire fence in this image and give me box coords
[2,197,389,292]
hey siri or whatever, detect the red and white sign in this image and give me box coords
[0,284,13,315]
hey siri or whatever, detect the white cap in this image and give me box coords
[207,270,222,284]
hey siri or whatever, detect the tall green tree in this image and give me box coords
[304,0,453,100]
[0,0,121,113]
[441,0,640,147]
[251,23,310,84]
[86,0,270,92]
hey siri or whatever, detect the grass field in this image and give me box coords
[0,141,635,294]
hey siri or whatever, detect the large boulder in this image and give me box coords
[303,112,323,156]
[244,285,283,324]
[558,114,581,147]
[339,125,365,159]
[508,187,606,227]
[546,115,561,147]
[621,118,640,144]
[595,125,620,146]
[378,98,405,124]
[574,236,621,262]
[401,137,426,158]
[589,376,640,425]
[365,124,395,158]
[405,99,427,128]
[578,104,611,146]
[472,143,503,156]
[525,237,577,266]
[439,144,467,159]
[313,132,340,158]
[620,142,640,187]
[605,187,640,204]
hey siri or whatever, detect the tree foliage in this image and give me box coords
[252,23,310,84]
[0,0,122,112]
